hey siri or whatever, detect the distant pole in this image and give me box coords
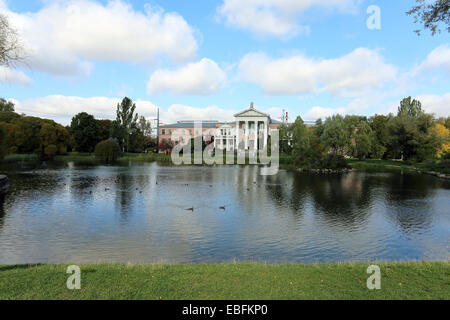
[156,108,160,151]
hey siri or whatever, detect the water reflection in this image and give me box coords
[0,162,448,264]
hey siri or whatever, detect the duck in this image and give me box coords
[185,207,194,211]
[219,206,226,210]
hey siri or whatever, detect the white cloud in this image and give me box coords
[0,0,198,77]
[412,45,450,75]
[147,58,227,95]
[305,106,347,119]
[416,93,450,117]
[0,66,32,85]
[15,95,159,125]
[217,0,358,37]
[12,95,238,126]
[238,48,397,97]
[161,104,236,123]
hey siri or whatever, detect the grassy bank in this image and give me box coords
[0,262,448,300]
[348,159,450,175]
[1,153,449,178]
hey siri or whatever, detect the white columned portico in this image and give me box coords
[233,102,271,153]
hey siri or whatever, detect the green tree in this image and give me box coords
[70,112,100,152]
[369,115,390,159]
[389,98,438,161]
[114,97,139,152]
[0,125,7,159]
[291,117,310,161]
[97,119,112,142]
[353,121,373,160]
[278,123,292,154]
[407,0,450,35]
[38,121,69,159]
[398,96,424,117]
[0,98,14,112]
[445,117,450,130]
[138,116,152,137]
[95,139,121,164]
[321,115,349,155]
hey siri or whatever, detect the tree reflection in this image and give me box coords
[265,171,374,229]
[115,173,134,222]
[0,198,5,230]
[383,173,436,234]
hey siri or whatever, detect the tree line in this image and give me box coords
[279,97,450,166]
[0,97,155,159]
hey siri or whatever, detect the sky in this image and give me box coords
[0,0,449,126]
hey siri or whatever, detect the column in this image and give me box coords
[253,121,257,151]
[235,121,239,151]
[245,121,249,150]
[264,120,268,149]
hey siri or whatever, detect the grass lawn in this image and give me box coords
[0,262,448,300]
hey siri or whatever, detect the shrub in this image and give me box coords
[319,154,349,170]
[94,139,121,163]
[44,144,58,158]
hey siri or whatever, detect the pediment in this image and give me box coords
[234,108,269,118]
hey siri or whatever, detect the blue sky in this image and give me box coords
[0,0,449,125]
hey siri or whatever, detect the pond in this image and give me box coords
[0,162,449,264]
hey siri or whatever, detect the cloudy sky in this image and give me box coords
[0,0,449,125]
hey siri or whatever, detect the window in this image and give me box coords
[169,129,172,134]
[161,129,165,135]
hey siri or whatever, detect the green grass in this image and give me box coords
[0,262,448,300]
[348,159,450,175]
[1,154,40,163]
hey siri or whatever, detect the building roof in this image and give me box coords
[160,121,220,128]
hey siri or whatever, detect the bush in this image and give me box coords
[94,139,121,163]
[319,154,349,170]
[44,144,58,158]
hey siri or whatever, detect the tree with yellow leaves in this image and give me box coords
[429,123,450,158]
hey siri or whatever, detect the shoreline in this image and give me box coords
[1,153,449,180]
[0,261,448,300]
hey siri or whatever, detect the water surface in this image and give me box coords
[0,162,449,264]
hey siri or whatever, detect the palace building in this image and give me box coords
[158,103,283,152]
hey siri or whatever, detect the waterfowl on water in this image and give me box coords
[219,206,226,210]
[185,207,194,211]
